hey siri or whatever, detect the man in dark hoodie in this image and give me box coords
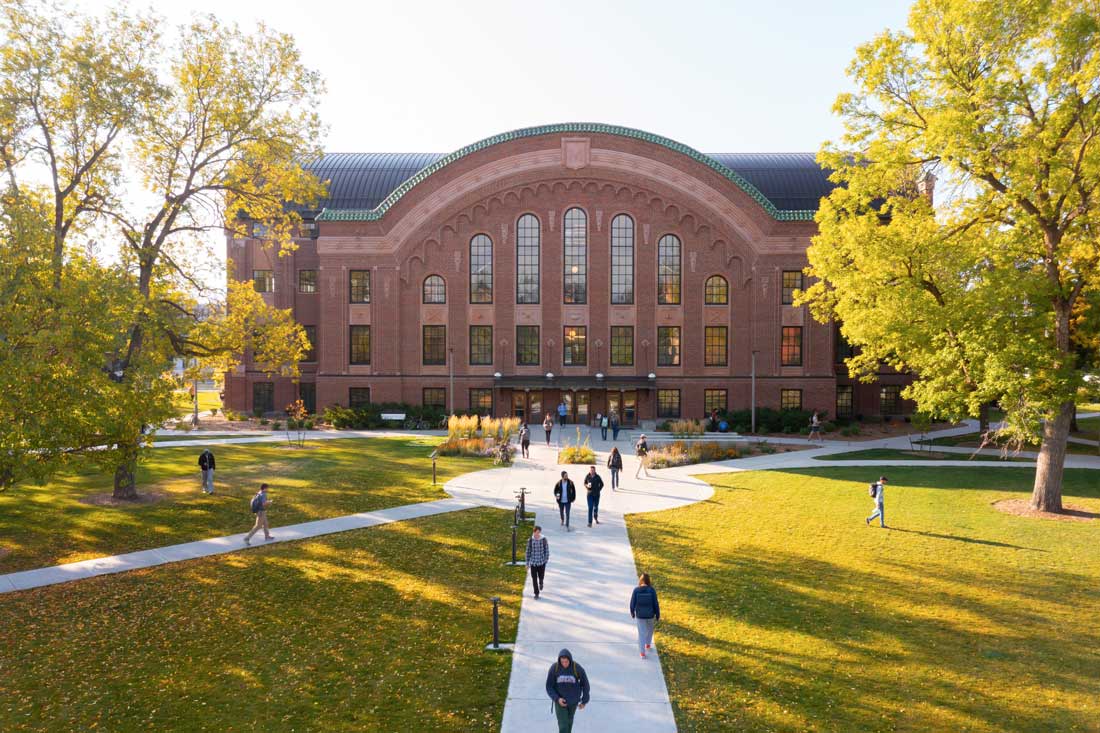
[545,648,590,732]
[198,448,215,494]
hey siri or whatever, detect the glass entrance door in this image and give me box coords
[604,390,636,425]
[576,391,590,424]
[512,392,526,422]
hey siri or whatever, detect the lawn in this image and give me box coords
[925,432,1098,455]
[627,466,1100,732]
[172,389,222,415]
[0,508,528,732]
[0,437,489,573]
[813,448,1030,462]
[152,433,242,442]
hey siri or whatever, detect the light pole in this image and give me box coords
[751,350,759,434]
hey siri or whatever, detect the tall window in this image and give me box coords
[350,270,370,303]
[253,382,274,413]
[781,327,803,366]
[610,214,634,304]
[422,325,446,365]
[704,389,727,413]
[470,234,493,303]
[470,388,493,414]
[610,326,633,366]
[423,275,446,304]
[516,325,539,366]
[423,388,446,410]
[657,389,681,418]
[836,385,853,418]
[657,326,681,366]
[299,382,316,414]
[782,270,803,305]
[302,326,316,362]
[563,208,587,304]
[657,234,681,304]
[349,387,371,410]
[836,326,856,363]
[349,325,371,365]
[563,326,587,366]
[298,270,317,293]
[516,214,540,304]
[880,384,901,414]
[704,275,728,305]
[781,389,803,410]
[253,270,274,293]
[704,326,728,366]
[469,325,493,366]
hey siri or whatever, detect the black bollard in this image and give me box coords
[490,596,501,649]
[511,524,518,564]
[519,488,526,518]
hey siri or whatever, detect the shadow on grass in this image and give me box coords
[885,527,1049,551]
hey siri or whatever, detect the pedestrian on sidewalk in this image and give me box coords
[808,411,823,442]
[545,648,590,733]
[198,448,216,494]
[634,434,650,479]
[557,401,568,426]
[630,573,661,658]
[607,447,623,490]
[519,423,531,458]
[553,470,576,531]
[543,413,554,446]
[599,413,609,440]
[610,411,620,441]
[866,475,887,528]
[244,483,274,545]
[583,465,604,527]
[525,525,549,599]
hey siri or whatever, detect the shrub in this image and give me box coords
[272,421,282,431]
[173,421,192,432]
[253,407,264,418]
[323,402,445,430]
[304,420,315,430]
[259,418,270,426]
[757,442,777,455]
[799,426,811,435]
[559,427,596,464]
[822,421,837,433]
[645,440,781,467]
[667,419,706,437]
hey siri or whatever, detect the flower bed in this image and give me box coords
[646,440,783,468]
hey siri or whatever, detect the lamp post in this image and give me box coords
[751,350,760,434]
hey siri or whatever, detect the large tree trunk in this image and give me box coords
[112,455,138,501]
[1030,400,1073,512]
[1070,403,1078,434]
[979,402,990,434]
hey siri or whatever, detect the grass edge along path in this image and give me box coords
[813,448,1030,462]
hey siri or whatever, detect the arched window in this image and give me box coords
[563,208,587,304]
[423,275,446,304]
[470,234,493,303]
[704,275,728,305]
[657,234,681,305]
[516,214,540,304]
[610,214,634,304]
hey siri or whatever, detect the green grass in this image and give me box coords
[814,448,1030,462]
[152,433,243,443]
[925,432,1098,454]
[627,466,1100,732]
[0,437,489,573]
[172,389,222,415]
[0,508,527,732]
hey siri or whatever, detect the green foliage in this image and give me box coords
[323,403,445,430]
[716,408,819,434]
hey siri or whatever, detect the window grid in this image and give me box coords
[836,385,854,418]
[253,270,274,293]
[610,326,633,366]
[563,208,587,304]
[516,214,540,304]
[704,326,728,367]
[470,234,493,304]
[349,387,371,410]
[423,388,446,410]
[563,326,587,366]
[657,234,681,305]
[781,389,803,411]
[657,326,681,366]
[423,275,446,304]
[610,214,634,304]
[704,389,727,414]
[516,325,539,366]
[781,327,803,366]
[349,325,370,365]
[880,384,902,414]
[469,325,493,366]
[835,326,856,363]
[422,325,446,366]
[470,388,493,414]
[704,275,728,305]
[349,270,370,303]
[657,389,681,418]
[782,270,803,305]
[253,382,274,413]
[298,270,317,293]
[302,326,316,362]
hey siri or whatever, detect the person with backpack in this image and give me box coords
[198,448,216,494]
[808,411,823,443]
[606,447,623,491]
[866,475,887,528]
[525,525,549,599]
[543,413,554,446]
[599,413,609,440]
[519,423,531,458]
[552,470,576,531]
[610,411,620,441]
[634,434,649,479]
[545,648,590,732]
[630,573,661,658]
[583,465,604,527]
[244,483,274,545]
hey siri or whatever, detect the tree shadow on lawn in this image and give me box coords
[884,527,1048,551]
[775,466,1100,498]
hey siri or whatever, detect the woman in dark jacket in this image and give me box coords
[606,447,623,491]
[629,573,660,658]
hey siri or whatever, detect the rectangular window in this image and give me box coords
[469,325,493,366]
[880,384,901,414]
[781,326,803,366]
[349,325,370,365]
[298,269,317,293]
[782,270,803,305]
[836,385,853,419]
[299,382,316,414]
[563,326,587,366]
[610,326,633,366]
[470,388,493,414]
[422,325,446,366]
[252,382,274,414]
[781,389,803,411]
[423,388,446,410]
[516,325,539,366]
[657,389,681,418]
[704,389,727,414]
[253,269,274,293]
[302,326,316,362]
[657,326,681,366]
[349,270,370,303]
[704,326,728,367]
[349,387,371,410]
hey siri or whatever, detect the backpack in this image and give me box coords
[868,483,878,498]
[601,416,609,427]
[250,492,265,513]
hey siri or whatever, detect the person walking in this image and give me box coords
[198,448,216,494]
[519,423,531,458]
[244,483,274,545]
[545,649,590,733]
[557,401,568,426]
[599,413,609,440]
[634,434,650,479]
[610,411,620,441]
[866,475,887,528]
[543,413,554,446]
[525,525,549,599]
[553,470,576,531]
[607,447,623,491]
[583,466,604,527]
[808,411,823,442]
[630,573,661,658]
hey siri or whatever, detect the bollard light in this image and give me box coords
[490,596,501,649]
[430,450,438,485]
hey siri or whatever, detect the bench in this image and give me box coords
[381,412,406,421]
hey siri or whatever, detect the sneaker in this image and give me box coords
[587,522,592,527]
[595,518,600,524]
[646,644,651,649]
[640,652,646,659]
[265,536,274,541]
[243,537,250,546]
[866,518,870,526]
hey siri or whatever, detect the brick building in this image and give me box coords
[224,123,911,425]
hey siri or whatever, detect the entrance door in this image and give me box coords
[607,391,621,424]
[512,392,526,422]
[575,391,590,425]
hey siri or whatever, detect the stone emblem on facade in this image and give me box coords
[561,137,591,170]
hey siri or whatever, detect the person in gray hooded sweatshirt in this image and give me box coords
[545,648,590,733]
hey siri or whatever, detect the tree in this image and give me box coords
[802,0,1100,512]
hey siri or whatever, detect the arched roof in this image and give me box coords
[308,123,834,222]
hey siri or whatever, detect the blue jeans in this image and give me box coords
[609,468,619,489]
[612,425,620,440]
[558,501,571,527]
[559,412,567,425]
[587,493,600,524]
[867,504,885,527]
[600,426,608,439]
